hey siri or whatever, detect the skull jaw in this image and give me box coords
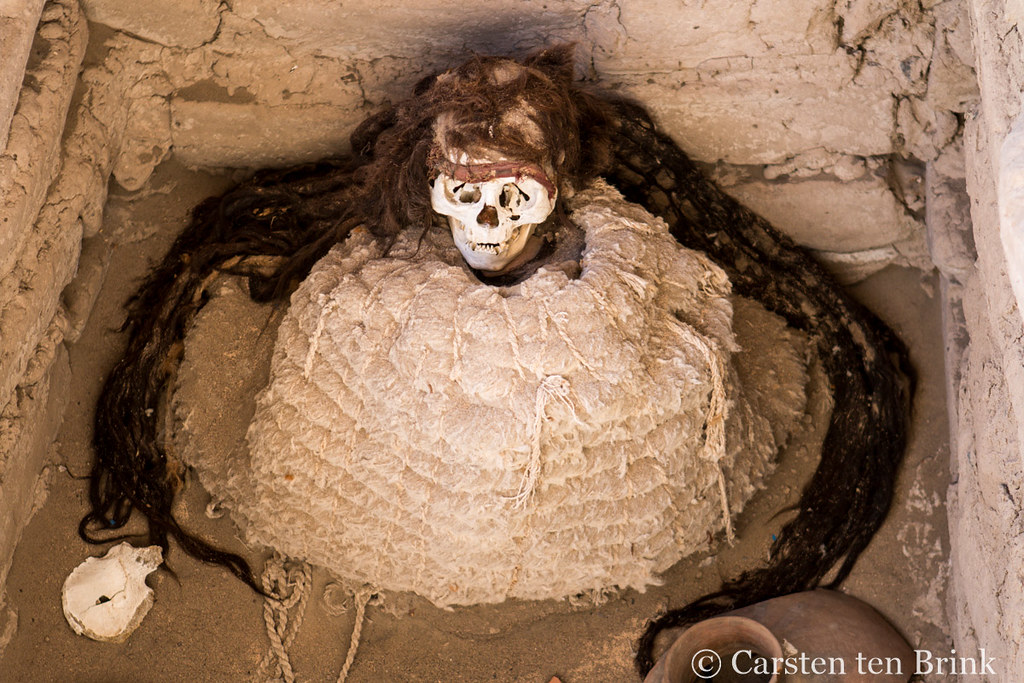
[448,218,540,275]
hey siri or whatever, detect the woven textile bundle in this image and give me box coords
[175,182,807,606]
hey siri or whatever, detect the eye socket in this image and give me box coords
[499,183,531,209]
[453,183,482,204]
[499,184,515,209]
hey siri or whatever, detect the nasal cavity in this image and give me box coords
[476,205,499,228]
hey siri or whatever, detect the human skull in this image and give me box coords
[431,163,556,274]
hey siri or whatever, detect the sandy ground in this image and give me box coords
[0,159,952,682]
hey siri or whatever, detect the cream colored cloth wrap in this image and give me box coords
[176,181,808,607]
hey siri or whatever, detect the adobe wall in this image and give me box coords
[945,0,1024,678]
[0,0,990,659]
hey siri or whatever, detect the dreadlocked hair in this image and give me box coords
[80,45,614,592]
[353,44,614,234]
[602,99,914,676]
[81,47,912,670]
[79,160,367,592]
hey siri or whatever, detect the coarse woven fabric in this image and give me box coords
[177,181,808,607]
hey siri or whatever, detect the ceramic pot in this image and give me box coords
[644,590,913,682]
[647,614,782,683]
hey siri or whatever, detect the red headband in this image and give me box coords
[433,159,557,196]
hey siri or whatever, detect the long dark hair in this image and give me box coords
[603,99,913,674]
[80,46,911,678]
[79,45,615,592]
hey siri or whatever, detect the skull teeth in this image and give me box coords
[466,226,522,255]
[469,242,502,254]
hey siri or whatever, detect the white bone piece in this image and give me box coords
[431,172,555,274]
[62,542,163,642]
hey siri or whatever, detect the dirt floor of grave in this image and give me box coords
[0,159,953,682]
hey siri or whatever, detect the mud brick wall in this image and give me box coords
[77,0,972,280]
[2,1,1006,667]
[945,0,1024,678]
[0,0,86,596]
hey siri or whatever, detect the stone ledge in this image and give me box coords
[81,0,221,48]
[170,99,358,168]
[0,0,87,279]
[0,199,80,419]
[0,98,113,418]
[0,0,46,150]
[0,344,70,594]
[947,271,1024,678]
[624,64,896,164]
[720,173,921,252]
